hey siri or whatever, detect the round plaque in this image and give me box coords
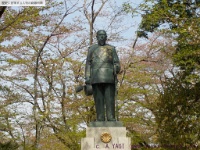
[100,132,112,143]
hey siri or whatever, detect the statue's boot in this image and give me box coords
[107,113,116,121]
[96,112,105,121]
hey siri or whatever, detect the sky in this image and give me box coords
[64,0,143,40]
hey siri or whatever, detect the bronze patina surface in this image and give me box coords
[85,30,120,121]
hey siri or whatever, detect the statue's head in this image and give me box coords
[96,30,107,46]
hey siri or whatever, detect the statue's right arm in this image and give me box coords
[85,47,91,84]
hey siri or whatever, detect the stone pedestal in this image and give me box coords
[81,121,131,150]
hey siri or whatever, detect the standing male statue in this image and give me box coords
[85,30,120,121]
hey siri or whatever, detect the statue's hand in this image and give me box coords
[114,65,120,74]
[85,78,91,84]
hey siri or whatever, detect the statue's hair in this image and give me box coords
[96,30,107,36]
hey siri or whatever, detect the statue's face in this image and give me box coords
[97,31,107,46]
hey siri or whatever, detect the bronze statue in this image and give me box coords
[85,30,120,121]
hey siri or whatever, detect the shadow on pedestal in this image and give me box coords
[89,121,123,127]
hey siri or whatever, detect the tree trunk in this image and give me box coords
[0,6,6,18]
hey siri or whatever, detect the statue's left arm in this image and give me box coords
[113,47,120,75]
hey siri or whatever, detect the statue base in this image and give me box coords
[81,121,131,150]
[89,121,123,127]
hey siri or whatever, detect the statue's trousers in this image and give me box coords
[92,83,115,121]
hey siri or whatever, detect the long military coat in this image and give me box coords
[85,44,120,84]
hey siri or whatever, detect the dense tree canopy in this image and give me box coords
[136,0,200,149]
[157,72,200,149]
[139,0,200,75]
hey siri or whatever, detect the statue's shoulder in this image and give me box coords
[105,44,115,50]
[89,44,98,51]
